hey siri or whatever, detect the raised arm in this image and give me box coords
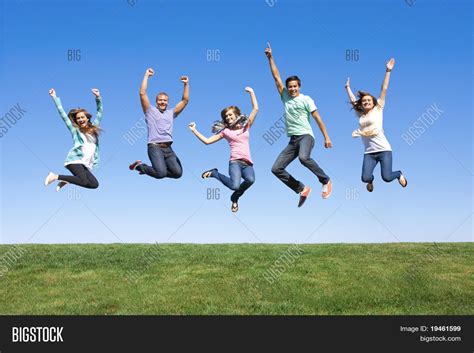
[264,42,284,96]
[188,122,223,145]
[311,110,332,148]
[49,88,74,132]
[344,77,357,104]
[91,88,103,125]
[245,87,259,127]
[139,68,154,114]
[378,58,395,107]
[174,76,189,117]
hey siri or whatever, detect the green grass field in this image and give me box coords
[0,243,472,315]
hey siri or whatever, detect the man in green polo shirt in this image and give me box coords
[265,43,333,207]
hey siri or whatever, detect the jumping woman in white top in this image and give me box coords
[345,58,407,192]
[44,88,103,191]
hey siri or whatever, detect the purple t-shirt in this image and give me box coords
[145,106,176,144]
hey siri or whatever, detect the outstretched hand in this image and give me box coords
[180,76,189,84]
[49,88,56,98]
[324,139,333,148]
[188,122,196,131]
[345,77,350,88]
[386,58,395,71]
[91,88,101,98]
[245,86,254,94]
[264,42,272,59]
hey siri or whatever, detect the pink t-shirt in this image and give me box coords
[220,126,253,165]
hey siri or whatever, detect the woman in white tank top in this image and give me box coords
[345,58,407,192]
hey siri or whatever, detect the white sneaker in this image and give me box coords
[321,180,332,199]
[56,181,69,192]
[44,172,57,186]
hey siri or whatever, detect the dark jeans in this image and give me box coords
[361,151,401,183]
[137,144,183,179]
[212,160,255,202]
[58,164,99,189]
[271,134,329,193]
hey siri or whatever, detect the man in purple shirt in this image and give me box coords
[129,68,189,179]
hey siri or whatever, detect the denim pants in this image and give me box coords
[211,160,255,202]
[137,144,183,179]
[361,151,401,183]
[271,134,330,193]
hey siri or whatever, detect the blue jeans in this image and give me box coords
[362,151,401,183]
[137,144,183,179]
[271,134,330,193]
[212,160,255,202]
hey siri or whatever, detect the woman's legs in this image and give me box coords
[211,162,241,191]
[58,164,99,189]
[361,153,378,183]
[231,165,255,202]
[379,151,401,182]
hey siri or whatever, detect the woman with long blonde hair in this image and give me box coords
[44,88,103,191]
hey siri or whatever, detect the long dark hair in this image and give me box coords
[351,91,378,114]
[211,106,248,133]
[67,108,102,138]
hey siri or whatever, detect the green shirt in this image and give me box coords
[280,88,317,137]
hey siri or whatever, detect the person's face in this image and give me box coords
[224,109,238,126]
[361,95,375,112]
[75,112,89,128]
[286,80,301,97]
[156,94,169,111]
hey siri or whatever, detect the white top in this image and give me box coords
[353,103,392,154]
[65,132,97,170]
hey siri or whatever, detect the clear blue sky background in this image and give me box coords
[0,0,472,244]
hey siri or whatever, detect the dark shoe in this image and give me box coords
[201,168,217,179]
[366,181,374,192]
[298,186,312,207]
[129,160,144,174]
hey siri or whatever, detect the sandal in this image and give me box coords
[201,168,217,179]
[398,173,408,188]
[231,201,239,213]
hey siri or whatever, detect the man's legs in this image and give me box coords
[163,147,183,179]
[136,144,168,179]
[297,134,330,185]
[271,138,302,193]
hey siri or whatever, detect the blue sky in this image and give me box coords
[0,0,472,243]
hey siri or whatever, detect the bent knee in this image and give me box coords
[246,177,255,185]
[271,166,282,175]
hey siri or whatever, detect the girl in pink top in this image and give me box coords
[189,87,259,212]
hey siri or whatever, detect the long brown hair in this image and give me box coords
[68,108,102,137]
[351,91,379,114]
[220,106,242,128]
